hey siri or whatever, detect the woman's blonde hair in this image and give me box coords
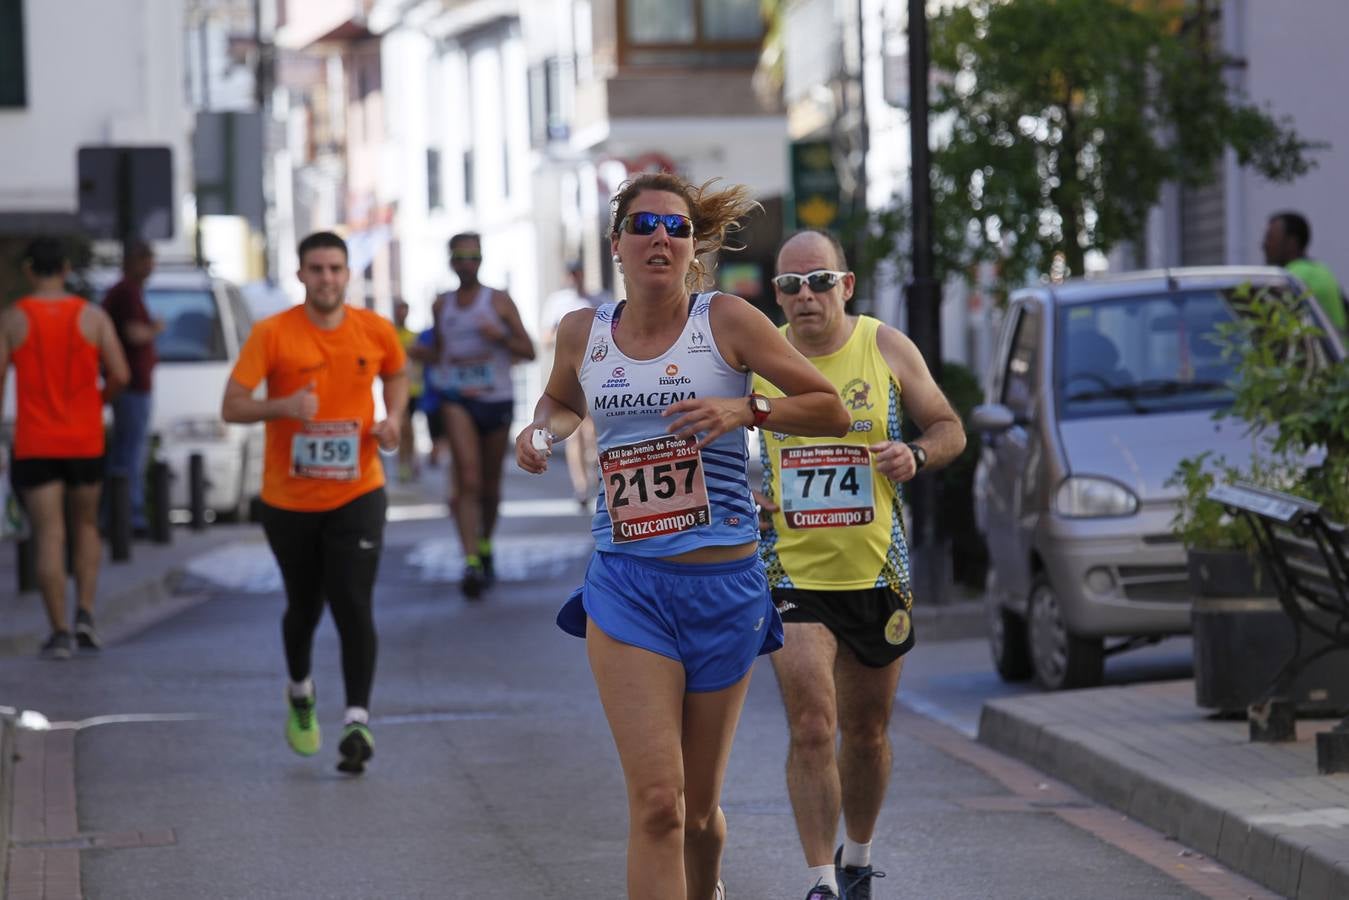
[610,173,761,290]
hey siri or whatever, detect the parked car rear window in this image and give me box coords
[1056,290,1237,420]
[147,288,228,363]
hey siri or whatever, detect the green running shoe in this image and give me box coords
[286,692,320,756]
[337,722,374,775]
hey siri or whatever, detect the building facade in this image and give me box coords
[0,0,192,256]
[1145,0,1349,286]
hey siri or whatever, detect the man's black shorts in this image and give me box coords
[11,456,104,491]
[445,396,514,434]
[773,586,915,667]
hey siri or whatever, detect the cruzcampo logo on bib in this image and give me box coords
[601,435,711,543]
[291,420,361,481]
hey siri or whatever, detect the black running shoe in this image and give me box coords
[804,883,838,900]
[835,846,886,900]
[461,563,485,600]
[39,631,74,660]
[337,722,374,775]
[75,609,101,652]
[480,552,496,588]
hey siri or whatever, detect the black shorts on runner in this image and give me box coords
[445,397,514,433]
[773,586,915,667]
[424,400,445,441]
[11,456,104,491]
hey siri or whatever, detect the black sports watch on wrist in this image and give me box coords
[906,442,928,473]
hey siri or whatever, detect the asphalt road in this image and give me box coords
[0,464,1241,899]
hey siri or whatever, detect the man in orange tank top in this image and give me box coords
[222,231,407,775]
[0,238,130,659]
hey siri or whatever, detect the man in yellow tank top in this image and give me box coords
[753,231,966,900]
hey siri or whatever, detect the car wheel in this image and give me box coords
[1027,575,1104,690]
[987,590,1033,682]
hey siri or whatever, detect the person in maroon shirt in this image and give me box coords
[102,241,162,534]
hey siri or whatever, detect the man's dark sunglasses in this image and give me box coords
[450,252,482,262]
[772,270,846,295]
[619,212,694,239]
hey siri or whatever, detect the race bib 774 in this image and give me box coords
[779,444,873,528]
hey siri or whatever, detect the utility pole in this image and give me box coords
[852,0,870,291]
[254,0,276,281]
[905,0,949,604]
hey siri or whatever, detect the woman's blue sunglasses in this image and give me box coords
[619,212,694,238]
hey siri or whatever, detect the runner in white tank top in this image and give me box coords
[513,174,850,898]
[425,233,535,598]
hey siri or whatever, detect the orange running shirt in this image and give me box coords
[12,296,105,460]
[230,304,406,512]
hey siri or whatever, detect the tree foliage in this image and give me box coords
[929,0,1322,290]
[1170,283,1349,551]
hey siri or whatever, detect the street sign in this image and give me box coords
[789,140,840,231]
[77,146,175,240]
[194,112,264,230]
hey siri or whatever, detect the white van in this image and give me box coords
[86,264,264,520]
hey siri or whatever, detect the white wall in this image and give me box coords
[380,26,437,327]
[1226,0,1349,283]
[0,0,191,250]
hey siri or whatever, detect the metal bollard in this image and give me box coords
[107,473,132,561]
[16,535,36,593]
[148,459,172,544]
[188,452,207,531]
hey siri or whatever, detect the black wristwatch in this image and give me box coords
[907,442,928,473]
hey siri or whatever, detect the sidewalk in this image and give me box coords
[0,524,263,658]
[979,679,1349,900]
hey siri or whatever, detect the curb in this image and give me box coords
[0,715,11,893]
[978,695,1349,899]
[0,528,251,658]
[913,597,985,643]
[0,570,211,659]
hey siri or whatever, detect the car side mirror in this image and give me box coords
[969,403,1017,434]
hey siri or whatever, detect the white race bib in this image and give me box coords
[429,359,493,394]
[290,420,361,481]
[601,435,711,543]
[779,444,874,528]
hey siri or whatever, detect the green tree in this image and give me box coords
[929,0,1321,289]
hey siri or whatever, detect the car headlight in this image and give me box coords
[168,419,229,441]
[1055,476,1139,518]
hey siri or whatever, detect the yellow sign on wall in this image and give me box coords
[790,141,841,232]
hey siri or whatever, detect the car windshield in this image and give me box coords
[146,288,227,363]
[1056,289,1239,420]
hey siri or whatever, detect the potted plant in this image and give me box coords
[1160,447,1284,599]
[1170,282,1349,712]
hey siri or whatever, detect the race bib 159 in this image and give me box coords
[290,420,361,481]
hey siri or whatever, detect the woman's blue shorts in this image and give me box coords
[558,550,785,693]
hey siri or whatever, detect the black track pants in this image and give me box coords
[260,488,387,709]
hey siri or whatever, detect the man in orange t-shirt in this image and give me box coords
[222,231,407,775]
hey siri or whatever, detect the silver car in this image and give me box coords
[970,267,1343,690]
